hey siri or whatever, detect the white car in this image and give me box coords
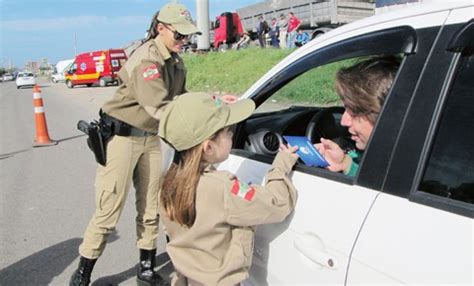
[15,72,36,89]
[52,59,74,83]
[2,73,14,81]
[218,2,473,285]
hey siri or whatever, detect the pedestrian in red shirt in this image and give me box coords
[286,11,301,48]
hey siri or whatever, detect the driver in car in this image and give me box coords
[315,55,400,176]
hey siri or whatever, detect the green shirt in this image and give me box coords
[344,150,361,177]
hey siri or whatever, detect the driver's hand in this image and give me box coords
[315,138,348,172]
[279,143,299,160]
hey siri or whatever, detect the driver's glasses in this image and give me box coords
[164,24,188,41]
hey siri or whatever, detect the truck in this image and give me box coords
[212,12,244,50]
[375,0,427,12]
[182,12,245,52]
[65,49,127,88]
[236,0,375,39]
[51,59,74,83]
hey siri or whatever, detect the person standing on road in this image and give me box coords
[269,17,280,48]
[158,92,299,285]
[256,15,268,48]
[278,13,288,49]
[286,11,301,49]
[69,3,200,286]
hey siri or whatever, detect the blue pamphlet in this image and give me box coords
[283,136,330,167]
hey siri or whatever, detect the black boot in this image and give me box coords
[137,249,166,286]
[69,256,97,286]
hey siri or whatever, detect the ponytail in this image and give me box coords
[129,10,160,57]
[145,10,161,42]
[160,144,204,227]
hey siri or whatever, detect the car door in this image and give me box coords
[218,13,444,284]
[347,11,474,285]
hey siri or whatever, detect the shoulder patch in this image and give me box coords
[231,179,256,201]
[143,64,160,80]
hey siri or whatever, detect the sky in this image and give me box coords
[0,0,262,68]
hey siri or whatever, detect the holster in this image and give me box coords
[77,111,114,166]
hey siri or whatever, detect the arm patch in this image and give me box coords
[143,64,161,80]
[231,179,256,201]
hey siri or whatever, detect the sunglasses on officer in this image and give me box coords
[163,24,188,41]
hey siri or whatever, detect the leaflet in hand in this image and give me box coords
[283,136,330,167]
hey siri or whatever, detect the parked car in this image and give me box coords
[15,72,36,89]
[2,73,14,81]
[52,59,74,83]
[217,2,473,285]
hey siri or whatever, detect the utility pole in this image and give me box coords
[196,0,210,50]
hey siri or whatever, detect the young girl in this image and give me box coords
[158,92,299,285]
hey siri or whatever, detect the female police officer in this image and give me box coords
[70,3,200,286]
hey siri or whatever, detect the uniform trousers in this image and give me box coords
[79,135,161,259]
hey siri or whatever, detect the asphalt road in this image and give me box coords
[0,79,170,285]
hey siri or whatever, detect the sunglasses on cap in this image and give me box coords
[163,24,188,41]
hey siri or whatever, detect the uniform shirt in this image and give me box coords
[161,151,298,285]
[102,36,187,133]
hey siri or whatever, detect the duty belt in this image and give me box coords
[100,112,157,137]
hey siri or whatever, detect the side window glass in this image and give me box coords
[248,55,402,178]
[419,53,474,204]
[256,60,353,113]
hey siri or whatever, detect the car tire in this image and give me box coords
[66,80,74,89]
[99,78,107,87]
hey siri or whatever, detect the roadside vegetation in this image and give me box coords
[182,47,346,105]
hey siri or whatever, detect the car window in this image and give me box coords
[246,54,403,177]
[256,60,353,113]
[418,52,473,204]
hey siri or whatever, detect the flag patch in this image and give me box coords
[231,179,256,201]
[143,64,160,80]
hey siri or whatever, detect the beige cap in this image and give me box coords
[157,3,200,35]
[159,92,255,151]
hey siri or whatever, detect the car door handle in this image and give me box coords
[294,233,338,270]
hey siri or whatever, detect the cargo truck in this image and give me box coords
[236,0,375,39]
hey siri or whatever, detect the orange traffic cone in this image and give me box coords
[32,85,57,147]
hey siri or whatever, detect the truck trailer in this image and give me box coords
[237,0,375,38]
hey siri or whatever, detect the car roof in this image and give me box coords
[242,1,473,99]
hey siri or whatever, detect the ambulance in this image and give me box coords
[65,49,127,88]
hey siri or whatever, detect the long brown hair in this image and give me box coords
[160,144,203,227]
[160,130,222,227]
